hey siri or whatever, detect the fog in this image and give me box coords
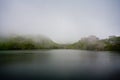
[0,0,120,43]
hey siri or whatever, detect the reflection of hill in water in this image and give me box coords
[0,50,120,80]
[0,51,51,65]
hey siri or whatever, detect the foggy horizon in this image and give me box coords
[0,0,120,43]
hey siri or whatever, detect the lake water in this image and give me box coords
[0,49,120,80]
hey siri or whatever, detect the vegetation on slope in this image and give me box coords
[0,35,120,51]
[0,35,59,50]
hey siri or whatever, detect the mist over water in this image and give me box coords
[0,0,120,80]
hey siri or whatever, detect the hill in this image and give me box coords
[0,35,59,50]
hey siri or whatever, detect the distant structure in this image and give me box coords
[109,35,116,39]
[81,35,99,43]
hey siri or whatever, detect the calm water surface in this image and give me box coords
[0,49,120,80]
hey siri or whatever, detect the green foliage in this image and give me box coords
[104,37,120,51]
[66,36,120,51]
[0,35,120,51]
[0,36,58,50]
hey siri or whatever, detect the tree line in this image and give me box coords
[0,35,120,51]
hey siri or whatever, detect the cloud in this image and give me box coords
[0,0,120,43]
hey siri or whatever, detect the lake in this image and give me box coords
[0,49,120,80]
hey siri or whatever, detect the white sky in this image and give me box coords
[0,0,120,43]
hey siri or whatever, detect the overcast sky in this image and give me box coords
[0,0,120,43]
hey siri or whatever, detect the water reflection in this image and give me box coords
[0,50,50,66]
[0,50,120,80]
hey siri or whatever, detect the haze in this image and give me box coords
[0,0,120,43]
